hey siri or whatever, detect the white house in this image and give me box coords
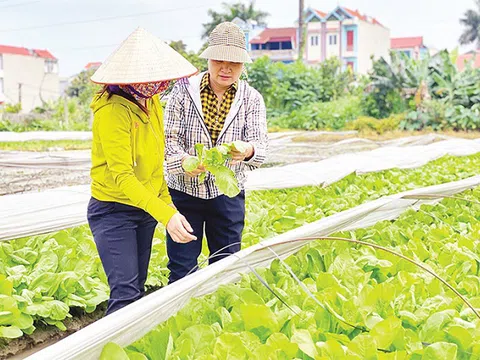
[304,6,390,73]
[0,45,60,113]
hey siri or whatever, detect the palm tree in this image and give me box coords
[459,0,480,47]
[202,1,269,39]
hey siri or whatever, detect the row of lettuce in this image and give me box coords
[1,154,480,341]
[106,185,480,359]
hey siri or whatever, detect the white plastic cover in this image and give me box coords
[247,138,480,190]
[1,138,480,241]
[26,175,480,360]
[0,150,90,170]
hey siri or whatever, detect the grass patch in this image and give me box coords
[0,140,92,152]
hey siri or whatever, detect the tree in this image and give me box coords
[169,40,207,72]
[459,0,480,47]
[202,1,269,39]
[66,69,101,105]
[169,40,187,53]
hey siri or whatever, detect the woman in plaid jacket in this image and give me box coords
[164,22,268,283]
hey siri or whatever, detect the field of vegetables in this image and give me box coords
[103,186,480,359]
[1,153,480,358]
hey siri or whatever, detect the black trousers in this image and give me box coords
[166,188,245,283]
[87,198,157,315]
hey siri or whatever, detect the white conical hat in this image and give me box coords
[91,27,198,84]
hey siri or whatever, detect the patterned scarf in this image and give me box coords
[118,81,170,101]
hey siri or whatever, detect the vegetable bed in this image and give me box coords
[105,186,480,360]
[1,154,479,342]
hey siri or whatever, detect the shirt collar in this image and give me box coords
[200,72,238,92]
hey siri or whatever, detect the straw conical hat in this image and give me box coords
[91,27,198,84]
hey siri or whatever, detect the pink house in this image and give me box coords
[390,37,428,60]
[456,51,480,71]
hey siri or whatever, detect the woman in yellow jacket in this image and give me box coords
[87,28,197,315]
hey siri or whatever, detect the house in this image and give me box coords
[390,36,429,60]
[249,6,390,73]
[250,27,297,63]
[304,6,390,73]
[85,62,102,71]
[0,45,60,113]
[456,50,480,71]
[231,17,265,52]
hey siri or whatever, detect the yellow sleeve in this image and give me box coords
[158,179,173,206]
[97,103,176,226]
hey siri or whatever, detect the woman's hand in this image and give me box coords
[229,141,254,165]
[182,156,206,177]
[166,213,197,243]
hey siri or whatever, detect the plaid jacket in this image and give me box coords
[164,72,268,199]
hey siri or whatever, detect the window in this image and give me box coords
[0,78,3,94]
[0,55,3,70]
[310,36,319,46]
[251,44,260,50]
[347,30,354,51]
[347,61,355,71]
[269,42,280,50]
[44,59,58,73]
[329,35,337,45]
[281,41,293,50]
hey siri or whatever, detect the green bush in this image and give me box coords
[399,100,480,131]
[362,89,408,119]
[347,114,405,134]
[445,103,480,131]
[248,56,354,117]
[269,96,362,130]
[4,103,22,114]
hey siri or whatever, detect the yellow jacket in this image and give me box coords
[90,92,176,226]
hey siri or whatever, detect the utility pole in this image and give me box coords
[298,0,305,63]
[18,83,22,106]
[63,94,69,128]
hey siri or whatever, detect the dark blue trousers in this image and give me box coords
[166,188,245,283]
[87,197,157,315]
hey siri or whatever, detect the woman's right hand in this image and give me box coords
[167,213,197,243]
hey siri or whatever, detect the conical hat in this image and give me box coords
[91,27,198,84]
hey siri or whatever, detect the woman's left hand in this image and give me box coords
[229,141,254,165]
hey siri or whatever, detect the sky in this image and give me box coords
[0,0,476,77]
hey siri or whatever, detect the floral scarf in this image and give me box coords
[118,81,170,101]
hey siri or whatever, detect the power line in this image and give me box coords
[56,34,204,52]
[0,3,214,33]
[0,1,40,9]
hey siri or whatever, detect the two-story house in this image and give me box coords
[249,6,390,74]
[304,6,390,73]
[0,45,60,113]
[390,37,429,60]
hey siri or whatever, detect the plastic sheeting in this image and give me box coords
[27,175,480,360]
[247,138,480,190]
[0,131,92,142]
[0,150,90,169]
[0,185,89,241]
[2,138,480,241]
